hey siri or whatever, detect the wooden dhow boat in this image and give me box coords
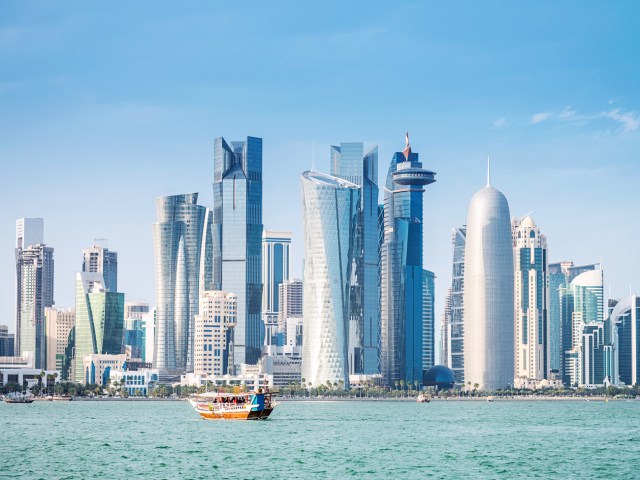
[4,392,35,404]
[189,390,275,420]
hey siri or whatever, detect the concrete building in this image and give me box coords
[44,307,75,376]
[194,291,237,377]
[109,368,159,396]
[278,279,303,341]
[0,353,59,391]
[82,240,118,292]
[422,269,436,372]
[513,216,550,387]
[82,353,127,386]
[0,325,15,357]
[463,162,514,391]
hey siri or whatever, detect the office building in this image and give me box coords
[152,193,210,380]
[330,142,380,375]
[15,218,54,369]
[213,136,263,366]
[278,279,303,334]
[463,163,514,391]
[82,353,127,386]
[194,291,237,376]
[0,326,15,357]
[380,134,436,387]
[446,226,466,383]
[609,296,640,386]
[109,368,159,396]
[440,288,451,371]
[82,240,118,292]
[262,231,291,314]
[44,307,75,376]
[124,301,150,361]
[513,216,549,387]
[422,270,435,372]
[301,170,359,387]
[74,272,125,383]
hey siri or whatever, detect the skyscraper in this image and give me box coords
[82,240,118,292]
[261,231,291,349]
[194,291,237,376]
[331,142,380,374]
[513,216,549,386]
[152,193,210,380]
[74,272,124,383]
[380,134,436,386]
[15,218,54,369]
[301,170,359,387]
[609,295,640,386]
[213,136,263,366]
[0,325,15,357]
[448,226,466,384]
[463,163,514,391]
[422,269,435,372]
[45,307,75,374]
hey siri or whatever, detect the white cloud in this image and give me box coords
[602,109,640,132]
[493,117,507,128]
[558,106,576,119]
[530,112,552,124]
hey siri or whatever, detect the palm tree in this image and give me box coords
[473,383,479,396]
[414,380,419,396]
[394,380,399,396]
[399,380,405,398]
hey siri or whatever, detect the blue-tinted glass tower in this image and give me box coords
[330,142,379,375]
[213,136,263,367]
[380,134,436,386]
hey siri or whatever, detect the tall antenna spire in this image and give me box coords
[486,155,491,187]
[311,137,316,171]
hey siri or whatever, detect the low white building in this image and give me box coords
[82,354,127,386]
[0,353,60,390]
[109,368,159,396]
[180,362,270,391]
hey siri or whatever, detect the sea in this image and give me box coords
[1,399,638,479]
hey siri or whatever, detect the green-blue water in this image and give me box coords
[1,400,638,479]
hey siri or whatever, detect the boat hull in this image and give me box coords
[195,406,274,420]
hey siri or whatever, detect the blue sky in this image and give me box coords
[1,1,639,360]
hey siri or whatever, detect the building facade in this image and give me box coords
[152,193,210,380]
[44,307,75,375]
[82,240,118,292]
[447,226,466,384]
[0,325,15,357]
[74,272,125,383]
[261,231,291,315]
[194,291,237,376]
[82,353,127,386]
[15,217,54,369]
[610,296,640,386]
[513,216,549,386]
[301,170,359,387]
[380,135,436,387]
[463,166,514,391]
[422,270,435,372]
[330,142,380,375]
[213,136,263,367]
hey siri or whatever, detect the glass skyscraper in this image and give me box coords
[330,142,379,374]
[261,231,291,348]
[213,136,263,366]
[301,170,359,387]
[610,296,640,386]
[513,216,549,386]
[152,193,210,380]
[82,240,118,293]
[422,269,435,372]
[447,226,466,384]
[380,135,436,387]
[15,218,54,369]
[74,272,125,383]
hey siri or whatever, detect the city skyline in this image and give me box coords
[1,3,639,367]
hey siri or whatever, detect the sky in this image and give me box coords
[1,1,639,362]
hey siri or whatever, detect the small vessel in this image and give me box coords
[4,392,35,404]
[486,396,495,402]
[189,390,275,420]
[53,396,73,401]
[416,394,431,403]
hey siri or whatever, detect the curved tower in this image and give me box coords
[301,171,359,387]
[463,163,514,390]
[380,134,436,386]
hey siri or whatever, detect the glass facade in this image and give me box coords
[213,137,263,367]
[301,170,359,387]
[422,269,435,372]
[609,296,639,386]
[74,272,125,383]
[261,231,291,345]
[380,138,436,386]
[330,143,380,375]
[448,226,466,383]
[152,193,209,380]
[15,244,54,369]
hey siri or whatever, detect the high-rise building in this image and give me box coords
[559,268,604,386]
[463,164,514,391]
[82,240,118,292]
[513,216,549,386]
[261,231,291,315]
[422,269,435,372]
[194,291,237,376]
[152,193,210,380]
[440,288,451,370]
[213,136,263,366]
[609,296,640,386]
[380,135,436,387]
[301,170,359,387]
[74,272,125,383]
[277,279,303,348]
[44,307,75,375]
[330,142,380,375]
[125,301,150,320]
[447,226,466,384]
[0,325,15,357]
[124,301,150,362]
[15,218,54,369]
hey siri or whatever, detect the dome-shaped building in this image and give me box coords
[423,365,456,390]
[463,161,514,391]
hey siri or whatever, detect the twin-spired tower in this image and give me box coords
[463,162,514,390]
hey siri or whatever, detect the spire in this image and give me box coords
[402,131,412,160]
[486,155,491,187]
